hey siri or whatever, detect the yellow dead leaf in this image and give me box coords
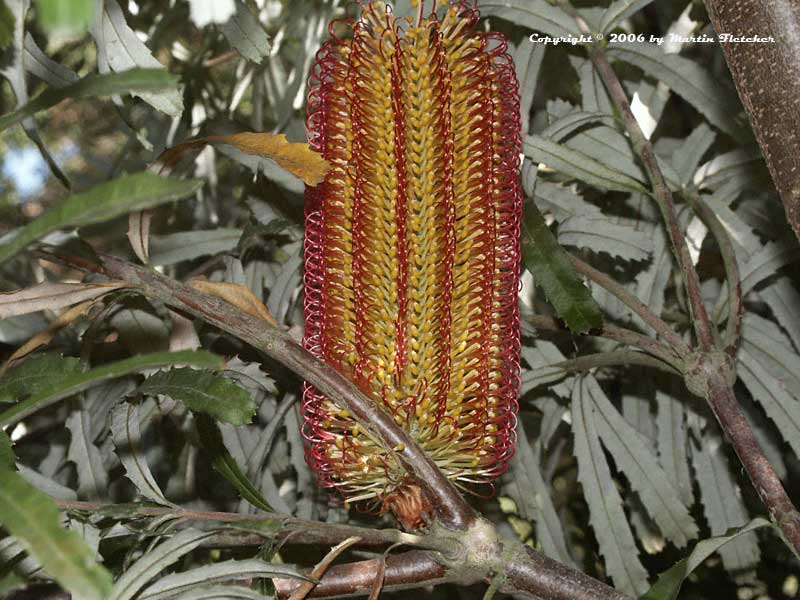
[155,132,331,186]
[188,279,278,326]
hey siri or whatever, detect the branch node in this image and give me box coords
[683,350,736,398]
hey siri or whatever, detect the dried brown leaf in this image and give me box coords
[128,210,152,263]
[188,279,278,326]
[0,282,125,319]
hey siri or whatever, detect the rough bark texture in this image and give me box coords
[704,0,800,241]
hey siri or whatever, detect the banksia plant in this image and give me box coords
[303,0,522,527]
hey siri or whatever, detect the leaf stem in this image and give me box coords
[569,256,690,355]
[560,2,716,352]
[556,1,800,558]
[685,190,744,355]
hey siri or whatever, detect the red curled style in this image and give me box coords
[302,0,522,522]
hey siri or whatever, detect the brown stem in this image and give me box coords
[569,256,690,354]
[560,4,716,352]
[525,313,683,368]
[503,546,631,600]
[54,499,430,551]
[700,368,800,552]
[701,0,800,244]
[685,190,744,355]
[556,4,800,557]
[553,350,680,376]
[43,249,476,531]
[273,551,450,599]
[273,547,632,600]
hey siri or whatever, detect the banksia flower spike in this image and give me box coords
[303,0,522,527]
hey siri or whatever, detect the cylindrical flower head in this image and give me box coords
[303,0,522,525]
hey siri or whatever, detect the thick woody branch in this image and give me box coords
[47,250,475,531]
[702,0,800,243]
[692,362,800,552]
[273,544,631,600]
[273,551,450,599]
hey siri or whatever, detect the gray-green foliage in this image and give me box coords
[0,0,798,597]
[502,0,800,594]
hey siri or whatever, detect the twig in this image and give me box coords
[289,537,363,600]
[54,499,430,551]
[685,190,744,355]
[273,548,632,600]
[524,313,683,368]
[557,2,800,557]
[569,256,690,354]
[700,369,800,552]
[273,551,450,599]
[56,251,476,531]
[561,3,716,352]
[552,350,680,376]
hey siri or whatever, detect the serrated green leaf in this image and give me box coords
[221,0,270,63]
[195,414,273,512]
[540,111,618,141]
[0,350,224,428]
[672,123,715,187]
[571,377,650,596]
[35,0,95,36]
[507,428,574,565]
[480,0,579,38]
[524,134,647,193]
[24,32,80,87]
[165,585,272,600]
[557,216,653,262]
[584,376,698,547]
[519,341,572,398]
[514,40,545,135]
[0,0,13,48]
[655,386,693,507]
[694,147,764,191]
[737,314,800,456]
[139,558,309,599]
[0,172,201,265]
[641,518,772,600]
[91,0,183,116]
[110,401,168,505]
[66,403,108,499]
[0,468,113,600]
[691,430,760,572]
[599,0,655,33]
[108,529,215,600]
[0,354,81,403]
[521,201,603,333]
[149,228,242,266]
[0,68,179,132]
[0,430,14,469]
[604,42,746,138]
[140,368,256,425]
